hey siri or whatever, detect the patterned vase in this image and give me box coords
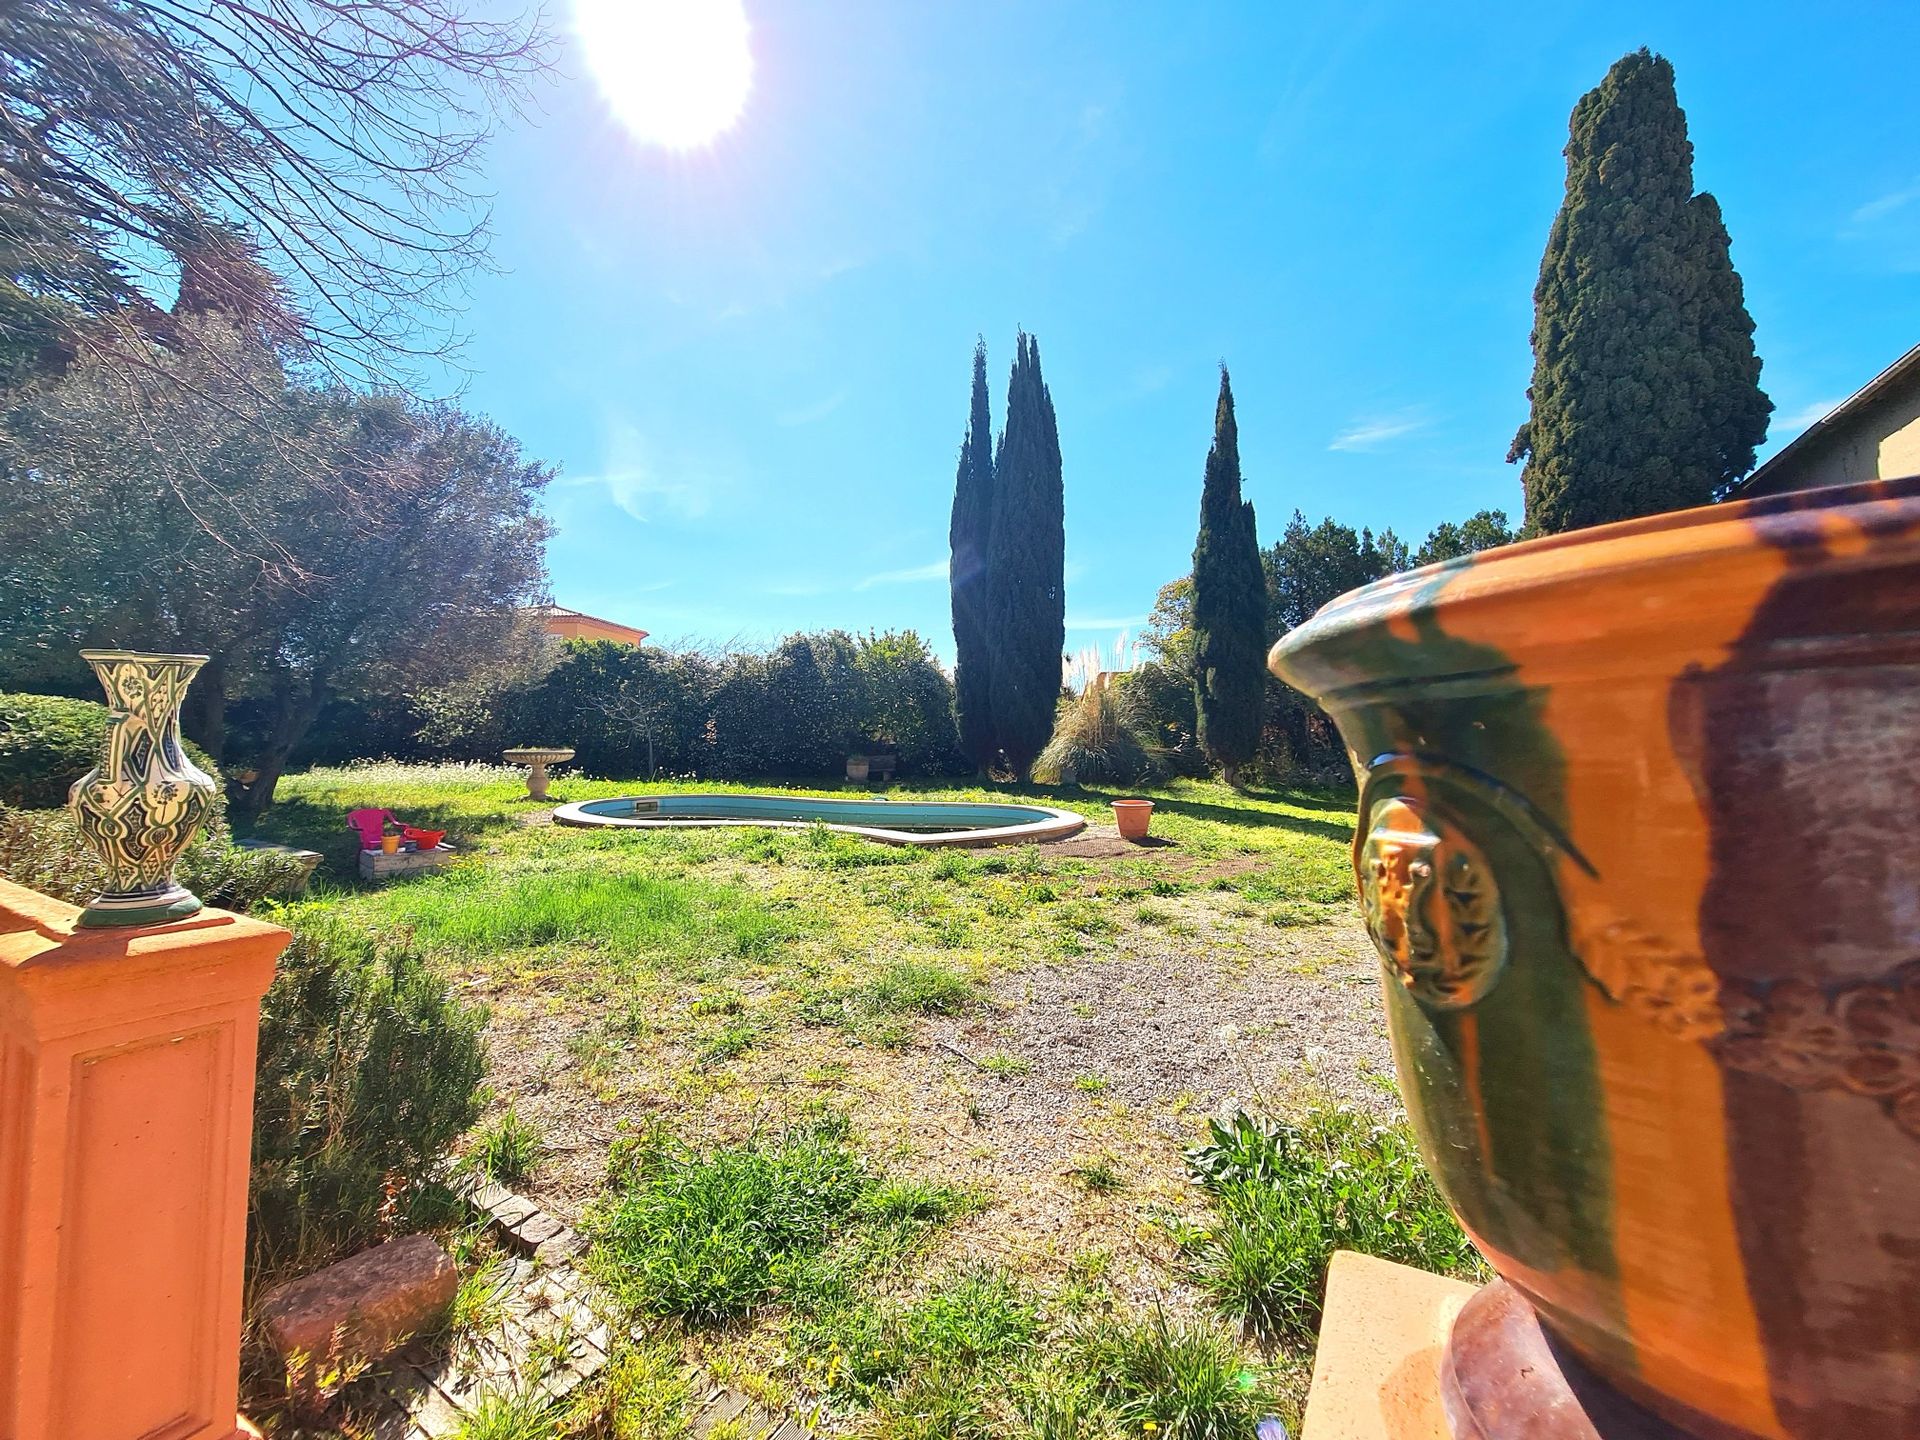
[67,650,220,927]
[1270,476,1920,1439]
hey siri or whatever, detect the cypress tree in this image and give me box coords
[1690,193,1772,491]
[985,330,1065,780]
[1190,368,1265,787]
[948,338,997,773]
[1509,49,1770,534]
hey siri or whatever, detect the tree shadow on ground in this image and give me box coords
[1138,791,1356,844]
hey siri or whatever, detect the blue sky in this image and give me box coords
[445,1,1920,660]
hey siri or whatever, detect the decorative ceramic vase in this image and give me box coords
[67,650,220,927]
[1270,476,1920,1439]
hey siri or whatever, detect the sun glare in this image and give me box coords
[574,0,753,151]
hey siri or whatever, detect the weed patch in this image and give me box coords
[587,1121,872,1322]
[1182,1107,1481,1340]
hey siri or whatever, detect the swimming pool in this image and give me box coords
[550,793,1087,847]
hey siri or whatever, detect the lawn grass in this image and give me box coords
[241,762,1426,1436]
[251,767,1360,1079]
[589,1117,1289,1439]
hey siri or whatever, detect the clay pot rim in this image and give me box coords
[1109,799,1154,809]
[1271,473,1920,698]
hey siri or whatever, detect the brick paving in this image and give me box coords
[360,1182,811,1439]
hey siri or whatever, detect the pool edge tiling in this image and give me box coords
[550,793,1088,847]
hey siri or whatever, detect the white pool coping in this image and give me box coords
[550,794,1088,848]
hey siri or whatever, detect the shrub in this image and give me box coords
[249,916,489,1280]
[286,629,967,780]
[0,803,309,911]
[0,690,220,809]
[1033,685,1158,785]
[1182,1106,1479,1340]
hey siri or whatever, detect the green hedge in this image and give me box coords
[0,691,220,810]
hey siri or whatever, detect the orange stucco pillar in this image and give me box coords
[0,876,289,1440]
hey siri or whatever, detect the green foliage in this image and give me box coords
[1262,512,1409,776]
[1123,583,1214,779]
[1414,509,1515,567]
[381,863,798,968]
[1075,1311,1276,1440]
[0,690,218,810]
[1510,49,1770,533]
[951,337,999,772]
[582,1336,697,1439]
[1034,684,1159,786]
[0,323,555,817]
[467,1105,545,1185]
[450,1389,562,1440]
[1265,511,1407,634]
[1190,371,1266,781]
[383,630,964,781]
[0,802,307,911]
[863,958,979,1015]
[1182,1107,1479,1340]
[986,331,1067,779]
[250,917,489,1279]
[588,1121,873,1322]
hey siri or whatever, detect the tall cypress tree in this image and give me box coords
[1509,49,1770,534]
[985,330,1065,780]
[948,338,997,773]
[1190,368,1265,787]
[1689,192,1772,491]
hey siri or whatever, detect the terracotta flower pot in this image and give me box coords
[380,834,401,854]
[1270,476,1920,1438]
[1110,799,1153,841]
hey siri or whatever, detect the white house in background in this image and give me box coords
[1736,344,1920,497]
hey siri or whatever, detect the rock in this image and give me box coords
[258,1233,458,1378]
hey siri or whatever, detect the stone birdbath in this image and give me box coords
[502,746,574,802]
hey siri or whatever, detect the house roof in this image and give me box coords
[1737,343,1920,495]
[536,604,649,646]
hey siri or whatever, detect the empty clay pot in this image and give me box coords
[1110,799,1153,841]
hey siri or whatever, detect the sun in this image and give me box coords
[574,0,753,151]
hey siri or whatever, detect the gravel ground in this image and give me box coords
[483,876,1398,1304]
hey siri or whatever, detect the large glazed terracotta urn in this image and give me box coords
[1270,477,1920,1439]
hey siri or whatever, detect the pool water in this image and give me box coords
[550,793,1086,847]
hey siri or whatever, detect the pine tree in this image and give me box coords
[1190,368,1265,787]
[948,338,997,773]
[1510,49,1770,533]
[985,330,1065,780]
